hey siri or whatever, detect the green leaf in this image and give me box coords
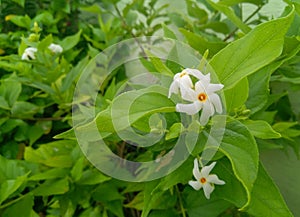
[60,30,82,51]
[186,0,208,22]
[78,86,174,139]
[8,15,31,29]
[141,180,164,217]
[11,0,25,7]
[0,175,28,205]
[28,168,69,181]
[11,102,40,118]
[247,164,293,217]
[219,0,265,6]
[243,120,281,139]
[76,170,111,185]
[207,0,251,33]
[146,52,174,76]
[2,194,34,217]
[165,122,183,140]
[217,119,259,209]
[0,77,22,107]
[224,77,249,113]
[209,8,295,89]
[184,187,231,217]
[246,66,272,114]
[180,28,227,58]
[0,96,10,110]
[33,178,69,196]
[24,141,75,168]
[162,24,177,39]
[0,155,27,181]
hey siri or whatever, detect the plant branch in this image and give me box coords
[176,185,187,217]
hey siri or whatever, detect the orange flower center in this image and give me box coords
[198,93,207,102]
[180,72,187,78]
[200,177,206,184]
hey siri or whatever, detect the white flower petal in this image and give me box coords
[189,180,202,190]
[200,102,214,125]
[201,162,216,178]
[195,80,208,93]
[48,43,63,53]
[21,53,29,60]
[207,83,224,93]
[207,174,225,185]
[209,93,223,114]
[176,102,201,115]
[180,85,197,102]
[22,47,37,60]
[168,81,179,98]
[185,68,206,80]
[203,183,214,199]
[180,74,193,88]
[192,158,201,180]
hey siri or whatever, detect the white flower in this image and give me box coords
[176,75,223,125]
[48,43,63,53]
[168,68,209,98]
[188,159,225,199]
[21,47,37,60]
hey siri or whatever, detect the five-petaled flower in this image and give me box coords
[21,47,37,60]
[189,158,225,199]
[48,43,63,53]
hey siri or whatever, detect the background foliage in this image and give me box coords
[0,0,300,216]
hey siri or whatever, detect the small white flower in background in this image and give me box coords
[48,43,63,53]
[189,158,225,199]
[21,47,37,60]
[175,72,223,125]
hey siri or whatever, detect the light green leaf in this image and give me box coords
[180,28,227,58]
[60,30,82,51]
[24,141,75,168]
[0,155,27,181]
[76,170,111,185]
[243,120,281,139]
[2,194,34,217]
[207,0,251,33]
[165,122,183,140]
[217,119,259,209]
[146,52,174,76]
[209,8,295,89]
[224,77,249,113]
[0,78,22,107]
[247,164,293,217]
[0,175,27,205]
[9,15,31,29]
[33,178,69,196]
[162,24,177,39]
[219,0,265,6]
[0,96,10,110]
[11,102,40,118]
[28,168,69,181]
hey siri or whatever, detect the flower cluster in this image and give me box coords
[21,43,63,60]
[168,69,225,198]
[189,159,225,199]
[168,68,223,125]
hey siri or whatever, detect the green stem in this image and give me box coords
[176,185,187,217]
